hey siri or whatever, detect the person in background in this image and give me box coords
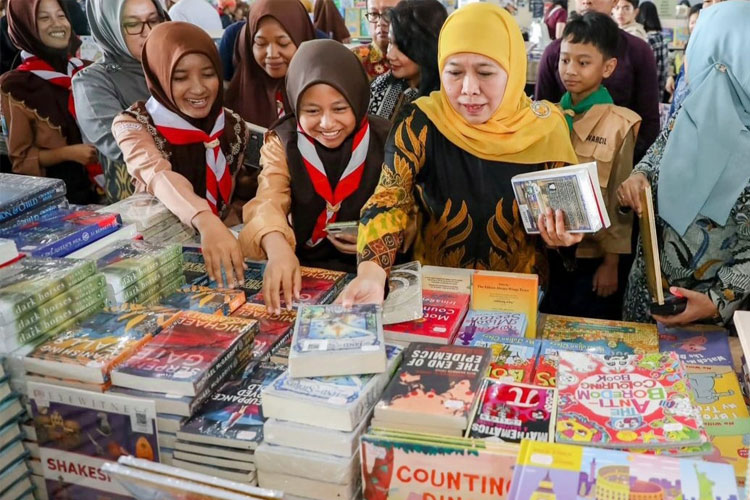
[352,0,401,82]
[60,0,87,35]
[339,4,581,306]
[219,19,244,82]
[313,0,350,43]
[241,40,391,312]
[225,0,315,128]
[636,1,669,101]
[168,0,222,34]
[368,0,446,123]
[217,0,236,29]
[618,1,750,327]
[544,0,568,40]
[535,0,659,162]
[0,0,99,203]
[544,12,641,319]
[664,2,700,122]
[612,0,647,40]
[113,22,249,289]
[73,0,168,202]
[234,1,249,21]
[0,0,20,75]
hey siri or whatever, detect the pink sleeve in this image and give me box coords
[112,112,212,227]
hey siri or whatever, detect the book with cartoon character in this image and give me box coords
[658,325,733,367]
[374,343,492,432]
[487,338,540,384]
[685,365,749,436]
[542,314,659,354]
[532,340,595,388]
[288,304,385,378]
[467,380,556,442]
[555,351,704,449]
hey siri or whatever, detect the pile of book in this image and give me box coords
[109,310,258,469]
[91,240,185,306]
[98,193,194,245]
[230,303,296,374]
[0,174,67,234]
[161,285,246,317]
[0,361,33,500]
[257,304,399,500]
[173,363,284,485]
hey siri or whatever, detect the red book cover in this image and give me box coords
[112,311,257,395]
[385,290,470,344]
[231,303,296,361]
[248,266,346,306]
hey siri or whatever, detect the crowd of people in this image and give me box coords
[0,0,748,328]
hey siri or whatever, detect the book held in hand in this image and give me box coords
[511,161,610,234]
[381,261,422,325]
[288,304,385,378]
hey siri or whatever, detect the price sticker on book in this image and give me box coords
[302,339,328,352]
[129,405,155,434]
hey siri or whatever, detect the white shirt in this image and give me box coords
[168,0,223,35]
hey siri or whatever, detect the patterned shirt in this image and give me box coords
[351,43,390,83]
[646,30,670,98]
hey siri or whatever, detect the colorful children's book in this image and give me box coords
[467,380,556,443]
[361,431,517,500]
[659,324,733,367]
[374,342,492,432]
[532,339,594,388]
[111,311,257,396]
[555,351,704,449]
[248,266,347,306]
[0,209,121,257]
[177,363,284,450]
[685,365,750,436]
[28,382,158,500]
[24,304,180,383]
[454,310,527,346]
[384,290,470,345]
[508,440,741,500]
[230,303,295,371]
[288,304,385,378]
[262,344,403,432]
[487,338,541,384]
[542,314,659,354]
[381,261,422,325]
[0,174,66,225]
[471,270,539,338]
[161,285,246,316]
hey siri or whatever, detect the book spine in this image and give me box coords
[0,186,65,224]
[158,257,183,281]
[19,288,107,345]
[190,339,254,414]
[192,326,256,396]
[36,274,106,319]
[28,216,121,258]
[0,198,68,232]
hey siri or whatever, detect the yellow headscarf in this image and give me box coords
[415,3,577,165]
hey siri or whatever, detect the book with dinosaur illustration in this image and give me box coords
[658,324,733,367]
[541,314,659,354]
[555,351,704,449]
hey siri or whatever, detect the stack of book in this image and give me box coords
[554,351,707,454]
[98,193,194,244]
[230,303,296,374]
[0,208,122,258]
[509,440,740,500]
[110,310,258,466]
[0,361,32,500]
[0,174,67,233]
[372,342,492,436]
[246,266,348,306]
[173,363,284,485]
[161,285,246,316]
[258,344,403,500]
[384,289,470,345]
[91,240,185,305]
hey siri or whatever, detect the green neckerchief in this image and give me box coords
[560,85,614,131]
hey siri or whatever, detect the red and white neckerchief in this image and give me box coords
[146,97,231,215]
[17,50,85,119]
[275,90,285,118]
[17,51,104,189]
[297,120,370,247]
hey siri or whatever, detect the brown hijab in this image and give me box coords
[225,0,315,127]
[0,0,84,141]
[313,0,350,43]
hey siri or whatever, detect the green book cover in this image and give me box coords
[94,241,181,292]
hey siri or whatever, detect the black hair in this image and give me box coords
[689,3,703,16]
[551,0,568,9]
[562,11,620,60]
[621,0,639,8]
[636,1,661,31]
[388,0,448,97]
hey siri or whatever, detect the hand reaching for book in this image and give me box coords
[538,209,584,248]
[194,212,246,288]
[337,262,386,306]
[261,232,301,314]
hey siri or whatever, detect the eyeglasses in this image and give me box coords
[122,17,164,36]
[364,9,392,23]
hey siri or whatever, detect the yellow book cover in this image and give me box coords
[471,271,538,338]
[541,314,658,354]
[685,365,750,436]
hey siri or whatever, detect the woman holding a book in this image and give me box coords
[339,3,580,305]
[112,22,249,289]
[617,1,750,326]
[0,0,100,204]
[240,40,392,314]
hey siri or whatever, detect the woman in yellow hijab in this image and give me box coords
[340,3,579,304]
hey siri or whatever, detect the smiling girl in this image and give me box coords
[240,40,391,313]
[0,0,99,203]
[113,22,249,289]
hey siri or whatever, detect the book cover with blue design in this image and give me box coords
[658,324,733,367]
[289,304,385,378]
[0,174,65,224]
[0,197,68,232]
[455,310,527,346]
[0,210,121,258]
